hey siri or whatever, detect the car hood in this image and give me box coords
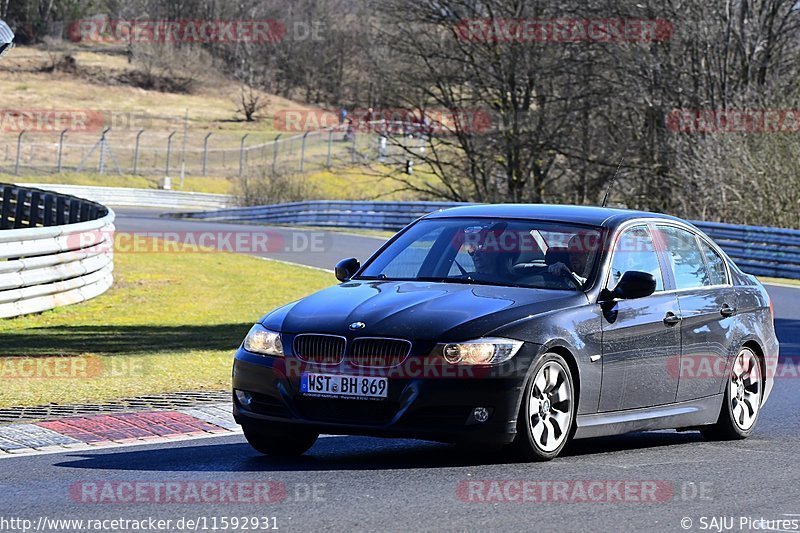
[262,280,586,342]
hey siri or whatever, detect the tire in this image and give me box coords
[701,347,763,441]
[242,424,319,457]
[512,353,576,461]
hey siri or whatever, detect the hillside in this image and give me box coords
[0,44,433,201]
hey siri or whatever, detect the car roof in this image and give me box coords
[423,204,686,229]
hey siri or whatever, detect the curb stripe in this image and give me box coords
[0,424,80,448]
[0,403,239,455]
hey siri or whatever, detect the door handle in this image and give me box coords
[663,312,682,326]
[720,304,737,317]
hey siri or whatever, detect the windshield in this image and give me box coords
[358,218,604,290]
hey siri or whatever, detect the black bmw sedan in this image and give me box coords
[232,205,778,461]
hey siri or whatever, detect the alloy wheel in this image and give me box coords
[528,361,574,453]
[729,349,762,431]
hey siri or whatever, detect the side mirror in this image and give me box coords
[603,271,656,301]
[335,257,360,282]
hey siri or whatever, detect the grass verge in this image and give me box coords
[6,172,236,195]
[0,238,334,407]
[759,277,800,287]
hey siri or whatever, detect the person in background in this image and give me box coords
[378,134,387,161]
[339,107,348,125]
[344,117,355,142]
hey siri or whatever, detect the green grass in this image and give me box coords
[759,277,800,287]
[0,238,334,407]
[300,165,436,201]
[4,162,435,201]
[6,172,236,195]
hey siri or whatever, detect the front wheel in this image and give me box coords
[242,424,319,457]
[512,353,576,461]
[701,347,762,440]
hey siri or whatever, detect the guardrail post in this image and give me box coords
[239,133,249,177]
[166,131,177,176]
[14,130,25,175]
[98,128,111,174]
[28,191,41,227]
[300,131,310,172]
[202,132,212,176]
[13,188,27,228]
[326,129,334,168]
[133,129,144,175]
[1,187,12,229]
[43,193,54,226]
[56,129,68,173]
[271,134,282,178]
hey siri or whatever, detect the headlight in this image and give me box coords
[242,324,284,357]
[441,338,523,365]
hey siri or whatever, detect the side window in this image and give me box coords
[608,226,664,292]
[699,239,728,286]
[658,226,711,289]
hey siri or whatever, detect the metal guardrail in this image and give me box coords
[17,184,233,210]
[170,200,800,280]
[691,221,800,279]
[169,200,465,229]
[0,183,115,318]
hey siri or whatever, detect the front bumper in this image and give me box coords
[231,344,538,445]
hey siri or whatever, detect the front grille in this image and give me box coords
[294,334,346,364]
[349,338,412,367]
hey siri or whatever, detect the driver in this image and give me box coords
[467,223,520,280]
[548,234,591,286]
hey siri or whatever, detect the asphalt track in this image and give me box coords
[1,208,798,532]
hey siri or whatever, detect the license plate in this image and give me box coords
[300,373,388,400]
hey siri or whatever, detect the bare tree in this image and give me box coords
[236,84,268,122]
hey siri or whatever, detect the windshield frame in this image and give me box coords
[354,216,608,291]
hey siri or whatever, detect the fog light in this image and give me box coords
[472,407,490,423]
[235,390,252,407]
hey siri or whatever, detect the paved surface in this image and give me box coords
[0,380,798,532]
[0,208,797,532]
[113,207,386,271]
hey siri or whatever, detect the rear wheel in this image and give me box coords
[513,353,576,461]
[702,347,762,440]
[242,424,319,456]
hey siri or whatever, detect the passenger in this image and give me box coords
[548,234,591,285]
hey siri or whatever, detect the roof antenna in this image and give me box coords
[602,157,624,208]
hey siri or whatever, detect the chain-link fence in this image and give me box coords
[0,121,430,179]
